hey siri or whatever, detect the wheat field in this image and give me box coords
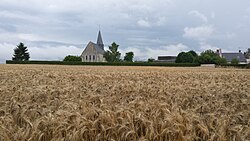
[0,65,249,141]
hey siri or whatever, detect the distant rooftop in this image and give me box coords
[158,56,177,60]
[157,56,176,63]
[221,52,246,62]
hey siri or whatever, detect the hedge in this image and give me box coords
[6,60,250,68]
[218,63,250,69]
[6,60,200,67]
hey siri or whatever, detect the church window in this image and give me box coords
[86,56,87,60]
[89,55,91,60]
[93,55,95,60]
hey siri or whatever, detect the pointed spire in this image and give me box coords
[97,30,104,50]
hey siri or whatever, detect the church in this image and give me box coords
[80,30,106,62]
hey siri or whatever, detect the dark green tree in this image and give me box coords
[63,55,81,61]
[148,58,155,62]
[175,52,194,63]
[103,42,121,62]
[197,54,213,64]
[124,52,134,62]
[188,50,198,57]
[12,42,30,61]
[175,52,185,63]
[231,58,239,64]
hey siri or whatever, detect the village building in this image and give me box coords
[80,31,105,62]
[156,56,177,63]
[216,49,247,64]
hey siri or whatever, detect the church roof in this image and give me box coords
[97,30,104,46]
[81,30,105,56]
[81,41,105,56]
[92,42,105,54]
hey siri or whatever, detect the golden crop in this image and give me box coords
[0,65,249,141]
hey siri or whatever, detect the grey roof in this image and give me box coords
[81,41,105,56]
[222,53,247,62]
[97,30,104,46]
[158,56,177,61]
[81,30,105,56]
[90,41,105,54]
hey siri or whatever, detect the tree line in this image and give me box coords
[175,50,228,64]
[12,42,250,65]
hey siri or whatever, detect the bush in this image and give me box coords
[231,58,239,65]
[148,58,155,63]
[63,55,81,62]
[218,63,249,68]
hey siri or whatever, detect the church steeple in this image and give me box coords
[97,30,104,50]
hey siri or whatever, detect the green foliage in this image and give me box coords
[148,58,155,62]
[63,55,81,62]
[175,52,185,63]
[6,60,200,67]
[175,52,195,63]
[200,49,218,57]
[103,42,121,62]
[214,56,227,64]
[231,58,239,64]
[197,54,213,64]
[188,50,198,57]
[198,50,226,65]
[8,60,249,68]
[12,42,30,61]
[124,52,134,62]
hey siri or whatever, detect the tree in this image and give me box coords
[124,52,134,62]
[214,56,227,64]
[12,42,30,61]
[231,58,239,64]
[197,54,213,64]
[200,49,218,58]
[175,52,185,63]
[197,49,227,64]
[63,55,81,61]
[188,50,198,57]
[148,58,155,62]
[103,42,121,62]
[175,52,194,63]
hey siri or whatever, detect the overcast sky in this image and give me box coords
[1,0,250,63]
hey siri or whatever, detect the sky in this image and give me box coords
[1,0,250,63]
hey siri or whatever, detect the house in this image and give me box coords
[156,56,177,63]
[216,49,247,64]
[245,48,250,64]
[247,59,250,64]
[80,30,105,62]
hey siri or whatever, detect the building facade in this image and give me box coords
[216,49,247,64]
[157,56,177,63]
[81,31,105,62]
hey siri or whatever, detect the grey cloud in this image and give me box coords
[0,0,250,63]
